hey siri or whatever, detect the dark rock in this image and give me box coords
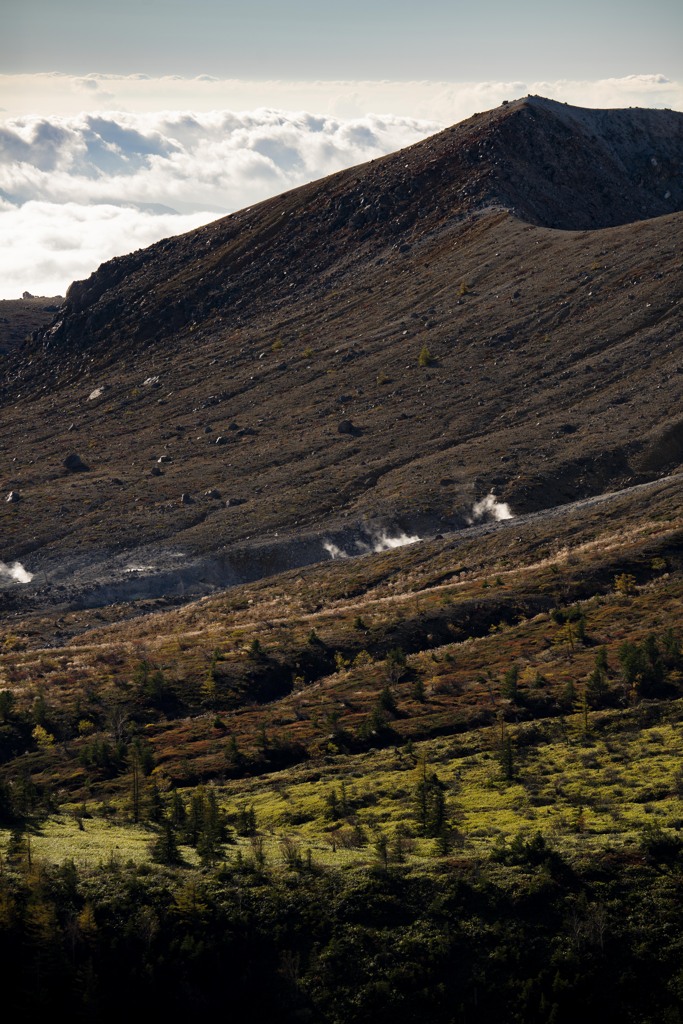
[226,497,245,507]
[5,490,21,503]
[64,453,89,472]
[205,488,221,498]
[338,419,354,434]
[180,493,193,504]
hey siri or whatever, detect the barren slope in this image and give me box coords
[1,97,682,607]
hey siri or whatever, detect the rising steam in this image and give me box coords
[324,529,421,560]
[0,560,33,583]
[323,541,349,560]
[469,493,514,523]
[367,530,421,552]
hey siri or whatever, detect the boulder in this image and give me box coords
[64,453,89,472]
[180,493,193,504]
[5,490,20,503]
[338,419,355,435]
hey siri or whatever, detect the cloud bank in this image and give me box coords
[2,72,681,122]
[1,73,680,299]
[0,108,439,298]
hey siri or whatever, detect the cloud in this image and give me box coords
[0,200,215,298]
[1,73,681,122]
[0,108,439,297]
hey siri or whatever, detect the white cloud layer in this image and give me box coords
[0,108,439,298]
[2,72,681,122]
[1,73,680,299]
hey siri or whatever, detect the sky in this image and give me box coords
[1,0,681,299]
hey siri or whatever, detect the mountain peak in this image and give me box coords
[2,97,682,606]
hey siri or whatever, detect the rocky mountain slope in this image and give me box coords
[0,296,62,356]
[1,96,682,611]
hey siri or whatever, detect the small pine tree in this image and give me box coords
[661,627,681,668]
[0,690,15,724]
[374,833,389,869]
[586,667,609,709]
[435,826,452,857]
[147,778,165,824]
[614,572,637,596]
[324,788,340,821]
[414,756,449,836]
[385,647,407,684]
[595,646,609,673]
[418,345,434,367]
[170,789,187,829]
[575,615,587,644]
[378,685,398,715]
[499,735,515,781]
[151,822,181,865]
[412,678,426,703]
[226,735,242,768]
[257,723,269,753]
[237,804,257,836]
[501,665,520,701]
[248,637,265,659]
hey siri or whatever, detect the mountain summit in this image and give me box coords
[2,97,682,607]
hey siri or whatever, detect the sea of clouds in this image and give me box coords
[0,108,440,298]
[1,73,679,299]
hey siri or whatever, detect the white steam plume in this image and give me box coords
[323,541,349,560]
[469,494,514,523]
[369,530,421,552]
[0,560,33,583]
[324,529,421,560]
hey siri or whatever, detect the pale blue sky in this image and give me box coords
[4,0,682,80]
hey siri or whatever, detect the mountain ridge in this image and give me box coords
[1,97,682,609]
[30,95,683,361]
